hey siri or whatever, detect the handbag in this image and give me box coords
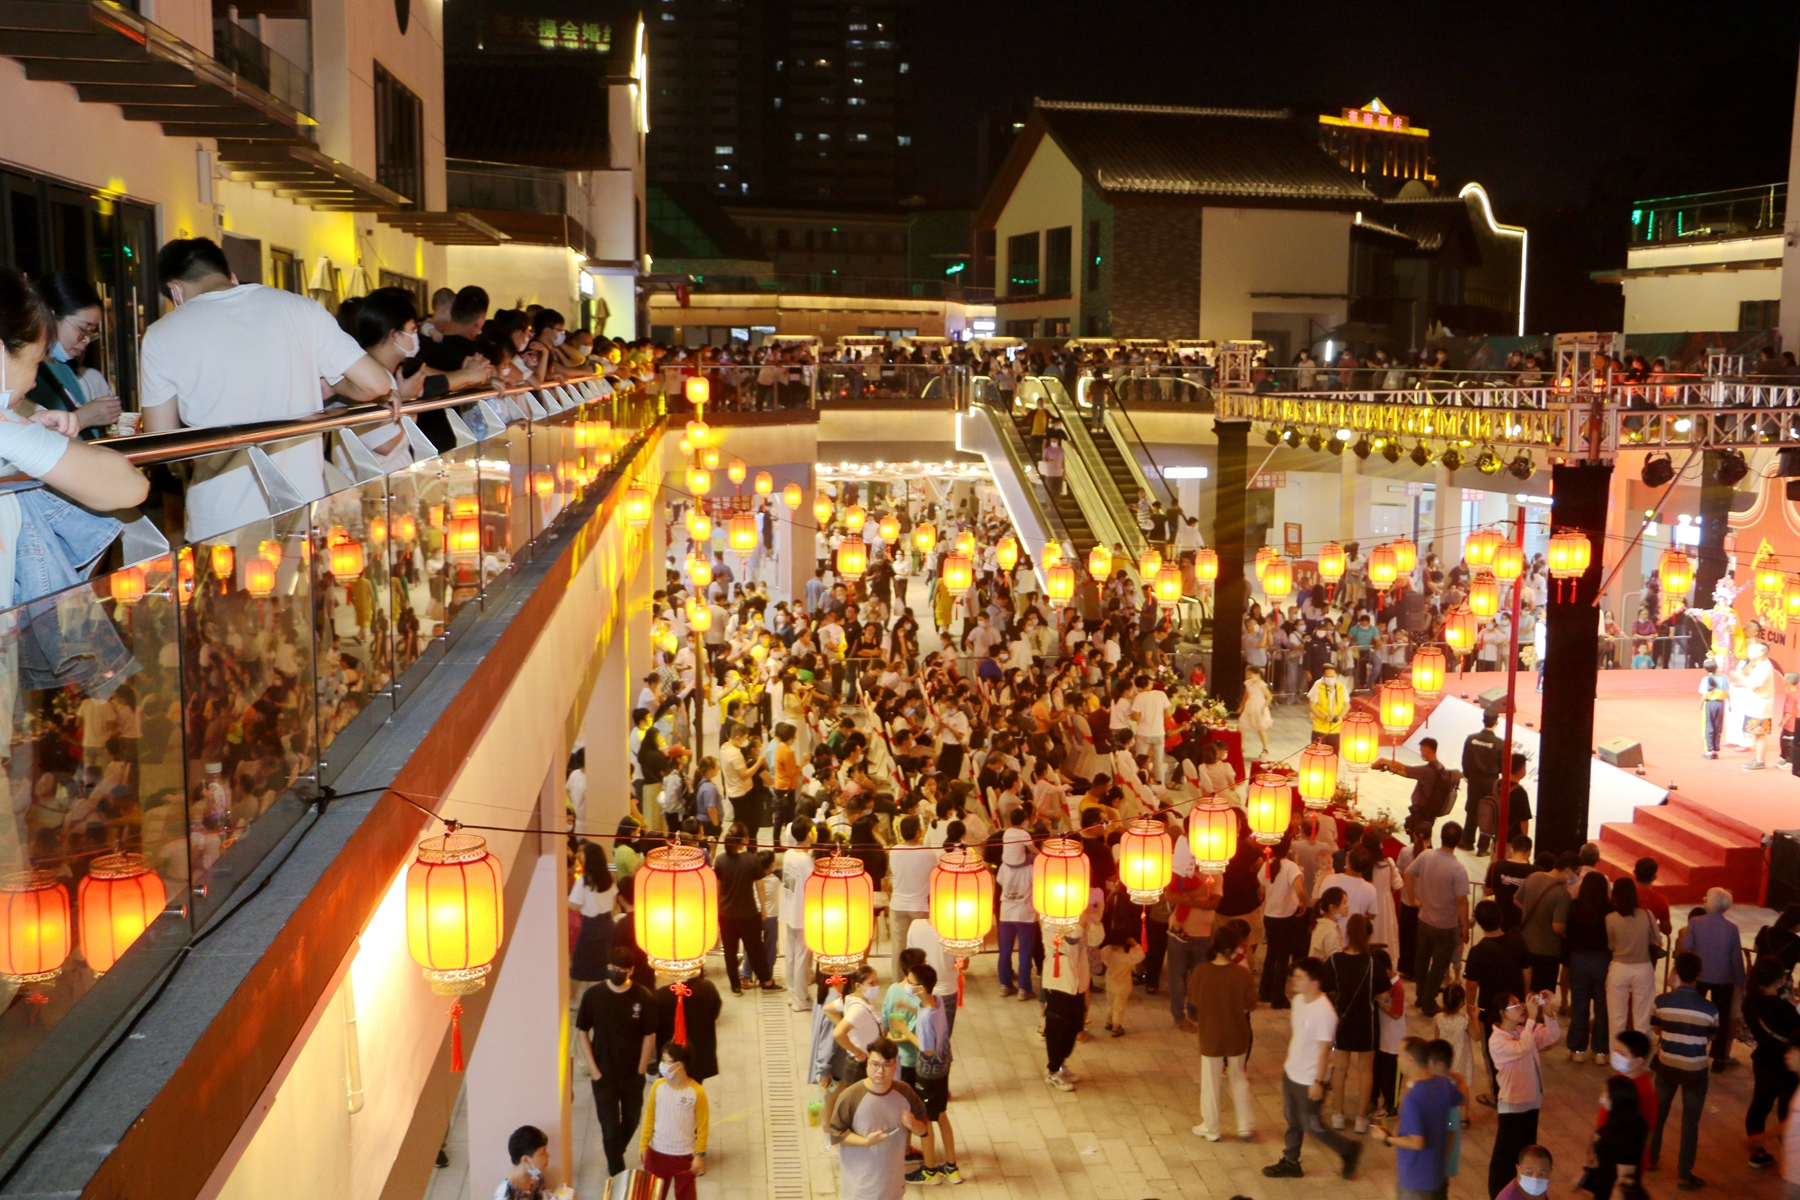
[1645,909,1667,963]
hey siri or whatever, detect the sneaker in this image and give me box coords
[1330,1113,1345,1131]
[1176,1019,1200,1033]
[1569,1050,1587,1063]
[1111,1026,1126,1038]
[1239,1131,1255,1142]
[905,1167,942,1186]
[1044,1069,1073,1092]
[1192,1125,1220,1142]
[1262,1158,1304,1179]
[1019,990,1036,1002]
[1341,1142,1363,1180]
[1750,1150,1776,1170]
[941,1164,963,1185]
[1677,1176,1705,1191]
[1744,762,1767,771]
[1353,1117,1368,1134]
[1057,1067,1082,1083]
[998,986,1017,998]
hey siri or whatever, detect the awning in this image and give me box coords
[376,211,511,246]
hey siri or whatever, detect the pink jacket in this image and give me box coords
[1488,1015,1560,1108]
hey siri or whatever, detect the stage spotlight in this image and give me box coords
[1410,442,1432,467]
[1441,447,1464,471]
[1508,453,1536,481]
[1477,447,1502,475]
[1642,453,1675,488]
[1353,436,1373,460]
[1282,426,1302,448]
[1306,432,1325,452]
[1716,449,1749,486]
[1326,436,1345,456]
[1264,427,1282,446]
[1381,440,1402,464]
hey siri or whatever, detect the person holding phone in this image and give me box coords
[826,1039,929,1200]
[1487,990,1560,1198]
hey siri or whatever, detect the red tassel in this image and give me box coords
[449,1000,465,1072]
[24,993,47,1024]
[955,956,967,1006]
[671,981,692,1046]
[1140,904,1148,950]
[1052,935,1063,978]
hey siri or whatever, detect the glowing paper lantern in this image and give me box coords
[0,870,71,985]
[1088,544,1113,580]
[927,848,993,956]
[329,539,365,581]
[953,530,977,559]
[813,495,834,525]
[448,516,481,556]
[1378,679,1416,735]
[534,471,555,498]
[1254,545,1275,579]
[635,844,719,980]
[727,457,746,486]
[624,487,651,529]
[1154,564,1182,604]
[1785,577,1800,620]
[1391,537,1418,577]
[1465,529,1501,568]
[728,513,758,559]
[912,522,937,554]
[687,555,713,590]
[783,482,803,510]
[1411,646,1446,700]
[754,470,773,496]
[1187,801,1238,875]
[1547,529,1592,583]
[1659,549,1693,596]
[258,538,284,565]
[393,512,419,541]
[1341,711,1382,773]
[1045,562,1076,607]
[836,537,868,580]
[1245,775,1288,845]
[685,418,710,446]
[368,517,388,544]
[1367,544,1398,590]
[686,510,712,541]
[1491,541,1525,584]
[1297,741,1339,810]
[1139,548,1163,579]
[451,497,478,520]
[685,377,710,408]
[687,466,713,496]
[405,831,503,1072]
[843,504,867,533]
[210,543,234,578]
[879,514,901,543]
[942,553,973,596]
[1443,605,1479,655]
[1117,819,1173,905]
[110,566,146,606]
[1261,555,1294,600]
[1031,838,1089,935]
[1756,558,1786,599]
[1041,539,1064,568]
[1192,547,1219,585]
[803,854,874,974]
[994,535,1019,572]
[1468,571,1500,620]
[244,557,277,598]
[1315,542,1346,583]
[78,853,166,975]
[686,596,712,632]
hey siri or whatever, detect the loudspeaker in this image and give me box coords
[1771,831,1800,911]
[1597,737,1643,769]
[1478,686,1507,706]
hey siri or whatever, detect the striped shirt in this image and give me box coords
[1651,986,1719,1071]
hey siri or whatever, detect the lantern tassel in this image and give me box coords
[449,1000,466,1072]
[1052,935,1063,978]
[24,992,47,1024]
[1140,903,1149,951]
[670,981,693,1046]
[955,956,967,1006]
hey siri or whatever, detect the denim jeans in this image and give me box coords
[1651,1062,1709,1179]
[1567,950,1611,1055]
[1164,932,1210,1023]
[997,920,1039,992]
[1414,921,1459,1013]
[1280,1073,1356,1165]
[13,488,137,699]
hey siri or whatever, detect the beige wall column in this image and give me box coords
[582,579,632,834]
[1340,450,1359,543]
[1433,466,1459,568]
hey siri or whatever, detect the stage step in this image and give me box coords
[1595,792,1765,907]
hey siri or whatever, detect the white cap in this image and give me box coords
[206,763,222,774]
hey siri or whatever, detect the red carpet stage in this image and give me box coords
[1412,668,1775,903]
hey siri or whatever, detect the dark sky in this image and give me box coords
[913,0,1800,209]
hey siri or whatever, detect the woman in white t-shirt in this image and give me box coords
[1259,842,1308,1004]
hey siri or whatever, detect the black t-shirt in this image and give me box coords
[1486,859,1536,929]
[715,849,765,919]
[1462,930,1527,1020]
[414,336,480,450]
[577,982,653,1078]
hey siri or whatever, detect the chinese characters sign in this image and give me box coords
[486,15,611,53]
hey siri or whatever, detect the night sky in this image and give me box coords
[913,0,1800,329]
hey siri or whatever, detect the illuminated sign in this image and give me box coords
[1250,472,1286,490]
[1342,106,1406,131]
[485,15,612,52]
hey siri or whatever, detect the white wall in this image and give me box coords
[446,243,581,315]
[1199,208,1351,342]
[994,137,1083,296]
[1621,249,1780,334]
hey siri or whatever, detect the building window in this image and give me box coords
[1045,226,1072,295]
[1005,318,1037,338]
[897,135,911,146]
[270,247,303,294]
[1045,317,1070,337]
[374,63,424,210]
[1086,219,1103,291]
[854,133,868,142]
[1741,299,1780,331]
[1007,231,1039,296]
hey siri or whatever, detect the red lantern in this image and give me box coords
[1192,547,1219,585]
[813,494,834,525]
[78,853,166,975]
[1088,544,1112,580]
[927,848,993,957]
[686,509,712,542]
[994,535,1019,572]
[1187,801,1238,875]
[728,513,758,559]
[1031,838,1090,935]
[1297,741,1339,810]
[1784,577,1800,621]
[727,457,747,486]
[1755,557,1785,599]
[244,557,277,598]
[1411,646,1446,700]
[1465,529,1502,569]
[448,516,481,556]
[0,870,71,985]
[942,553,973,596]
[393,512,418,541]
[636,844,719,979]
[843,504,867,533]
[210,543,235,578]
[1367,544,1398,590]
[1041,539,1063,568]
[329,539,365,581]
[1658,549,1693,596]
[1261,555,1294,600]
[1116,819,1173,905]
[783,482,803,510]
[1315,542,1346,583]
[1139,548,1163,579]
[754,470,773,496]
[110,566,147,606]
[701,445,721,471]
[1443,605,1479,655]
[804,854,874,974]
[1468,571,1499,620]
[953,530,977,558]
[1254,545,1275,579]
[912,522,937,554]
[837,537,868,580]
[686,596,712,632]
[1153,564,1182,604]
[1341,712,1381,772]
[1491,541,1525,584]
[1391,537,1418,577]
[687,465,713,496]
[1245,775,1288,845]
[1378,679,1416,735]
[1045,562,1076,607]
[624,487,651,528]
[687,555,713,590]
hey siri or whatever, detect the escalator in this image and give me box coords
[1057,375,1184,531]
[955,380,1081,573]
[1003,404,1098,562]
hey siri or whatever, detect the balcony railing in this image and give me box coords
[210,17,311,115]
[682,273,995,302]
[446,159,567,215]
[0,371,657,1169]
[1630,183,1785,248]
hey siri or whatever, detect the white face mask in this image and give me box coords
[525,1162,542,1180]
[861,985,881,1002]
[396,330,420,357]
[1517,1176,1548,1196]
[1610,1051,1632,1073]
[50,340,71,363]
[553,330,567,346]
[659,1061,677,1079]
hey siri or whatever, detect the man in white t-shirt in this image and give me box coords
[1315,846,1379,939]
[141,239,394,542]
[1129,674,1172,785]
[1265,958,1361,1180]
[886,815,936,982]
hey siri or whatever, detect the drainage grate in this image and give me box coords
[756,988,810,1200]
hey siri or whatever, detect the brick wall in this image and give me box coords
[1109,200,1202,338]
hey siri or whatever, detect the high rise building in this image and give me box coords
[647,0,918,205]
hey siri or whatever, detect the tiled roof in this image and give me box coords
[1377,196,1475,254]
[1034,99,1373,204]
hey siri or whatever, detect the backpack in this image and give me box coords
[1474,779,1502,837]
[1414,764,1462,823]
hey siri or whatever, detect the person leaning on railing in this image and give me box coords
[21,272,122,441]
[336,287,495,472]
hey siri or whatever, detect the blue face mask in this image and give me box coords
[50,341,71,363]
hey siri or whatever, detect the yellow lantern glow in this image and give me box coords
[1411,646,1447,700]
[1547,529,1592,581]
[728,513,758,559]
[368,517,388,544]
[803,854,874,974]
[329,539,365,580]
[210,543,234,578]
[953,530,977,558]
[1784,576,1800,620]
[1468,571,1500,620]
[1756,557,1786,599]
[687,555,713,590]
[1391,537,1418,577]
[448,516,481,556]
[685,418,710,447]
[698,447,719,473]
[1367,544,1398,590]
[1465,529,1501,568]
[1341,711,1382,772]
[244,557,277,598]
[927,848,994,956]
[1254,545,1275,579]
[1245,775,1288,845]
[1315,542,1346,583]
[686,596,712,632]
[912,522,937,554]
[1187,801,1239,875]
[1117,818,1173,904]
[1088,544,1112,580]
[1658,549,1693,596]
[837,537,868,580]
[258,537,284,565]
[1443,605,1479,655]
[78,852,166,975]
[880,514,902,544]
[685,377,710,408]
[1042,539,1063,568]
[813,494,834,525]
[783,482,803,510]
[942,553,973,596]
[406,832,503,998]
[1139,548,1162,579]
[1261,555,1294,600]
[1154,564,1182,604]
[450,497,478,521]
[1031,838,1090,934]
[0,870,70,986]
[727,457,746,486]
[843,504,867,533]
[1192,546,1219,584]
[1378,679,1416,735]
[687,465,713,496]
[1297,741,1339,810]
[754,470,773,496]
[635,844,719,980]
[1045,562,1076,607]
[1491,541,1525,584]
[687,510,712,541]
[109,566,146,606]
[995,535,1018,572]
[624,487,651,529]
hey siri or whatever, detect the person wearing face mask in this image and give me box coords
[23,273,120,439]
[575,946,655,1177]
[1494,1144,1553,1200]
[336,288,491,472]
[139,239,394,541]
[1486,990,1560,1198]
[639,1043,709,1200]
[1597,1030,1656,1181]
[525,309,573,383]
[494,1125,550,1200]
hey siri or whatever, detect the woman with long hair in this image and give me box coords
[1327,913,1388,1133]
[1604,876,1662,1042]
[1565,870,1613,1062]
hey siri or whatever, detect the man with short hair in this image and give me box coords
[826,1038,929,1200]
[1493,1145,1554,1200]
[1129,673,1172,785]
[1461,899,1527,1101]
[1375,737,1456,831]
[576,946,656,1177]
[1187,923,1257,1142]
[887,816,935,983]
[1264,957,1361,1180]
[1403,822,1471,1016]
[142,237,395,541]
[1649,952,1718,1190]
[1307,664,1350,752]
[1513,853,1572,994]
[1375,1037,1461,1199]
[1461,708,1504,853]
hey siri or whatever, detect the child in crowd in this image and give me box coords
[1698,657,1729,759]
[1372,948,1406,1119]
[1433,982,1476,1119]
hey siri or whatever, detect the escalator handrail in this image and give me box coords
[1108,392,1180,512]
[1016,378,1141,571]
[1028,376,1146,554]
[967,381,1078,554]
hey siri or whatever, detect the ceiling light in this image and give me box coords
[1282,426,1302,448]
[1306,432,1325,453]
[1507,453,1536,481]
[1264,427,1282,446]
[1382,441,1402,464]
[1410,442,1431,467]
[1352,436,1373,460]
[1477,448,1502,475]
